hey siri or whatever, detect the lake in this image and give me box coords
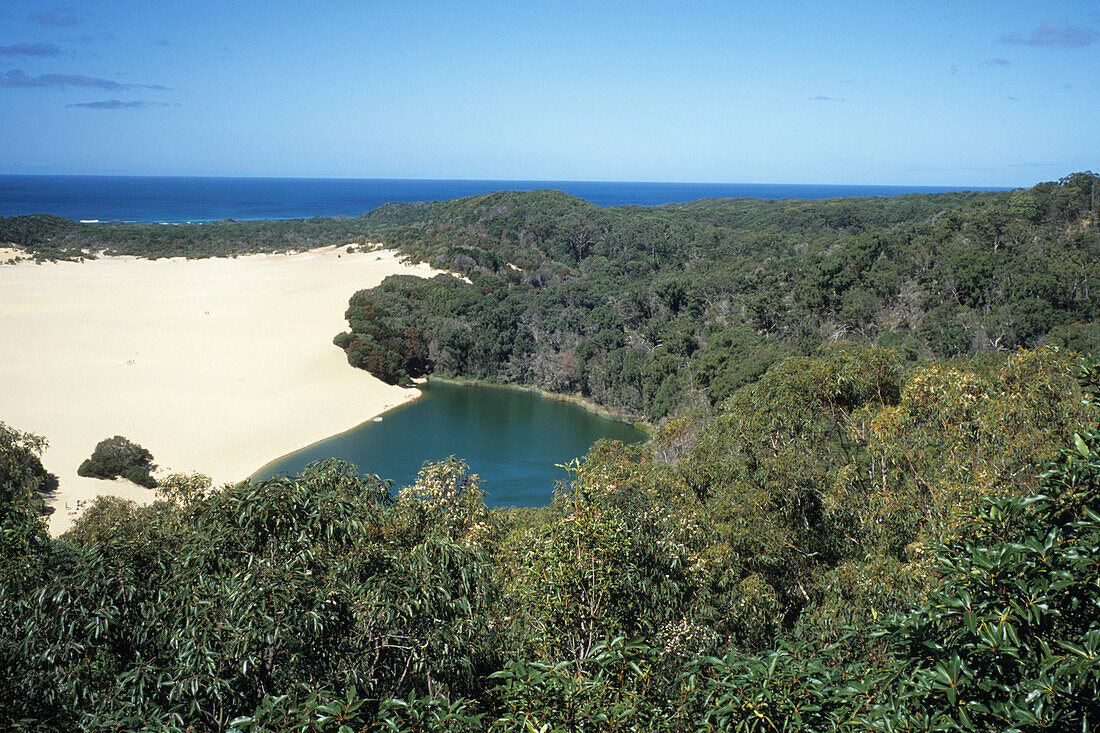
[252,379,647,507]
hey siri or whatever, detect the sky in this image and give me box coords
[0,0,1096,186]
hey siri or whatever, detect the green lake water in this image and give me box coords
[253,380,646,507]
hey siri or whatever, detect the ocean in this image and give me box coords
[0,174,1004,223]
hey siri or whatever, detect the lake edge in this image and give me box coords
[424,375,653,435]
[249,377,649,506]
[251,375,651,482]
[248,383,429,481]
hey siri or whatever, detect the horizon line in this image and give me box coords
[0,171,1016,191]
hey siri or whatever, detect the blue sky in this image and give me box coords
[0,0,1096,185]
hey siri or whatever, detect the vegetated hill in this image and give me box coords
[0,213,393,260]
[337,172,1100,419]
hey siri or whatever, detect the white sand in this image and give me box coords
[0,245,442,535]
[0,247,27,264]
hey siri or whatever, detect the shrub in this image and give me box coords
[121,465,157,488]
[77,435,157,488]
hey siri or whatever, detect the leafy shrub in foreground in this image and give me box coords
[872,361,1100,731]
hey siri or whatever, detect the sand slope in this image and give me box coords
[0,245,441,535]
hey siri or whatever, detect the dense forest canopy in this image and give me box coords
[0,213,388,260]
[334,173,1100,419]
[2,173,1100,730]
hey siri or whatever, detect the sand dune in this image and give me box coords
[0,245,442,535]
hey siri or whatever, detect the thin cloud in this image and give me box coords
[0,69,167,90]
[1002,21,1095,48]
[65,99,168,109]
[62,33,116,43]
[29,8,79,27]
[811,95,843,102]
[0,43,62,57]
[903,165,993,173]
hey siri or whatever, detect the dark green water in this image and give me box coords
[253,380,646,507]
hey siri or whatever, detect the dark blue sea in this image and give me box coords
[0,175,1003,223]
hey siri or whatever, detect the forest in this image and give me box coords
[334,173,1100,419]
[1,173,1099,730]
[0,213,387,261]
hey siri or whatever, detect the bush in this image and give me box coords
[878,424,1100,730]
[0,421,53,513]
[121,465,157,488]
[77,435,157,488]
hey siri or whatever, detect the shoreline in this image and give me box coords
[248,377,429,481]
[0,245,444,536]
[425,375,652,434]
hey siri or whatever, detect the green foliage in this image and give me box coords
[336,173,1100,421]
[0,421,52,511]
[76,435,157,487]
[0,213,393,261]
[874,424,1100,730]
[677,637,883,732]
[2,351,1099,729]
[489,636,667,731]
[1,459,502,729]
[675,346,1088,649]
[0,422,53,603]
[0,213,77,252]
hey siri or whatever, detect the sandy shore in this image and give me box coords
[0,245,442,535]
